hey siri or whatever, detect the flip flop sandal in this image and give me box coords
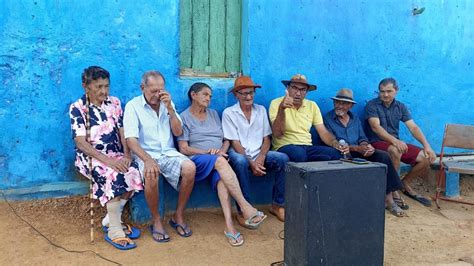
[244,211,267,229]
[169,219,193,237]
[386,202,407,217]
[104,235,136,250]
[224,231,244,247]
[403,191,432,207]
[393,196,409,210]
[149,225,170,243]
[102,223,141,239]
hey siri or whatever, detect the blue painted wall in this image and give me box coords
[1,0,473,190]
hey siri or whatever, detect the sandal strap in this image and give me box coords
[225,231,241,241]
[112,237,133,244]
[387,203,405,217]
[123,223,132,234]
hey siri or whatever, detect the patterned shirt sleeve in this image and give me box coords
[69,101,86,139]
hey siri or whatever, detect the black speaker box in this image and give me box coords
[284,161,387,266]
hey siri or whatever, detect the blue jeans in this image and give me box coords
[278,144,343,162]
[228,150,289,212]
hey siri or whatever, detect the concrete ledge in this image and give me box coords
[130,174,276,224]
[0,181,89,201]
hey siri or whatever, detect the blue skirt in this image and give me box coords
[191,154,221,191]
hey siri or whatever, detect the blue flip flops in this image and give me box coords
[169,219,192,237]
[104,235,136,250]
[224,231,244,247]
[102,223,141,239]
[149,225,170,243]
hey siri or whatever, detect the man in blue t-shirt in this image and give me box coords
[365,78,436,207]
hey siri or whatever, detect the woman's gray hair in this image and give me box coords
[188,82,211,102]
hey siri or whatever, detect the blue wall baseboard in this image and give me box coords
[0,181,89,201]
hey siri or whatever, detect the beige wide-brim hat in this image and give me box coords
[331,88,357,104]
[281,73,317,91]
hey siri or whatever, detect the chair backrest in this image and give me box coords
[443,124,474,150]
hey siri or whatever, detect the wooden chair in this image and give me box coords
[434,124,474,207]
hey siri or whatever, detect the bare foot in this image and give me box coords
[270,205,285,222]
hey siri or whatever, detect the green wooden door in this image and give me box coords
[180,0,241,76]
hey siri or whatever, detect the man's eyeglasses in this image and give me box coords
[289,85,308,93]
[236,90,255,97]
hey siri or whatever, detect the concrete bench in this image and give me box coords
[129,172,277,224]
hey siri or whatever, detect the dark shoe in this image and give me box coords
[403,191,432,207]
[385,202,407,217]
[393,195,409,210]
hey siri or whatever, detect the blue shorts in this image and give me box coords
[191,154,221,191]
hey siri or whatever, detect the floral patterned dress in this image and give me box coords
[69,95,143,206]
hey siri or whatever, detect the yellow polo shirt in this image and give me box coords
[269,97,323,150]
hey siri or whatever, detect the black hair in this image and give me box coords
[378,77,399,91]
[81,66,110,85]
[188,82,211,102]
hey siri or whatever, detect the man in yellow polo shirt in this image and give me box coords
[269,74,348,162]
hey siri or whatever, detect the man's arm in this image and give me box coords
[405,120,436,162]
[230,138,267,176]
[168,108,182,137]
[220,139,230,154]
[315,124,345,151]
[230,140,246,155]
[368,117,408,153]
[271,104,286,139]
[159,91,183,136]
[270,91,293,139]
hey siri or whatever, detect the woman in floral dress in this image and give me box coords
[69,66,143,250]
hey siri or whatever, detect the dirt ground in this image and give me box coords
[1,176,474,266]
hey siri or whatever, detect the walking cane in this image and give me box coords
[85,92,94,244]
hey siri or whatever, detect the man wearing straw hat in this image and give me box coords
[269,74,348,162]
[222,76,289,223]
[324,88,407,217]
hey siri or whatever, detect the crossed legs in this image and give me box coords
[213,157,264,224]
